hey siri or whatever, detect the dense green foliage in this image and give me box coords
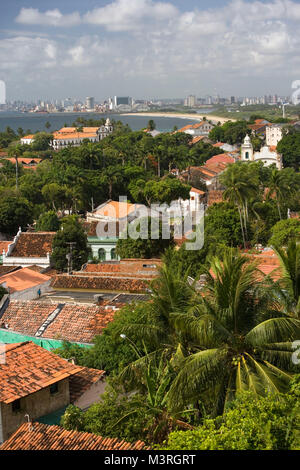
[35,210,60,231]
[0,196,33,235]
[51,216,89,271]
[269,219,300,247]
[0,285,8,300]
[209,120,249,144]
[161,378,300,450]
[54,302,157,374]
[116,217,174,259]
[277,132,300,170]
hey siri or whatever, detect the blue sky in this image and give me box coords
[1,0,300,101]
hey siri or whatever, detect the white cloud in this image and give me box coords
[83,0,178,31]
[7,0,300,98]
[15,7,81,27]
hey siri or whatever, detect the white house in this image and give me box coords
[52,119,113,150]
[179,121,214,137]
[265,124,284,147]
[241,135,282,169]
[20,135,35,145]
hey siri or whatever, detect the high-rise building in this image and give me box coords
[86,97,94,110]
[185,95,196,107]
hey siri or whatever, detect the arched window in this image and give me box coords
[111,248,117,260]
[98,248,106,261]
[245,151,249,159]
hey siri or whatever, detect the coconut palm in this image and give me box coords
[166,249,300,414]
[120,250,300,417]
[221,163,258,247]
[267,168,293,220]
[116,347,194,444]
[271,240,300,317]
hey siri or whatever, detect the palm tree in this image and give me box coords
[267,168,293,220]
[221,164,252,247]
[272,240,300,317]
[120,251,300,416]
[117,346,194,444]
[166,249,300,414]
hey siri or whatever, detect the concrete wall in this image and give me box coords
[0,378,69,442]
[73,379,107,411]
[9,279,52,301]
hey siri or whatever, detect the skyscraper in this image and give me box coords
[86,97,95,110]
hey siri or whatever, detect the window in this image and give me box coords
[12,399,21,412]
[98,248,106,261]
[50,383,58,395]
[245,152,249,159]
[110,248,117,260]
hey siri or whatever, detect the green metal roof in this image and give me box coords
[0,329,92,351]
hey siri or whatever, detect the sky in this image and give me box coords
[1,0,300,101]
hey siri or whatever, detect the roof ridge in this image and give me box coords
[5,341,30,353]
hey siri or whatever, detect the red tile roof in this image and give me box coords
[69,367,105,403]
[83,259,161,277]
[213,142,225,147]
[0,266,20,277]
[190,187,205,195]
[207,190,224,206]
[9,232,56,258]
[0,241,10,254]
[205,154,235,165]
[190,136,205,145]
[0,422,149,450]
[0,301,117,344]
[244,250,282,281]
[0,342,82,404]
[0,267,51,293]
[4,158,41,165]
[51,275,148,293]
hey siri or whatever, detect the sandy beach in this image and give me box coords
[122,112,235,124]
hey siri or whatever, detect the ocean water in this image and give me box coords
[0,111,213,134]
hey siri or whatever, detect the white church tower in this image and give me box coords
[241,134,254,161]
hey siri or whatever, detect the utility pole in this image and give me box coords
[66,242,76,275]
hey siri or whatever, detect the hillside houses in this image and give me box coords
[20,119,114,150]
[0,341,105,443]
[177,120,215,136]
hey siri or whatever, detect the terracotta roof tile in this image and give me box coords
[0,342,82,403]
[92,200,137,219]
[0,266,20,277]
[0,301,117,344]
[9,232,55,258]
[0,241,11,254]
[69,367,105,403]
[190,136,205,145]
[205,154,235,165]
[0,422,150,450]
[0,267,51,293]
[51,275,149,293]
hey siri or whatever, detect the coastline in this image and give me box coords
[122,112,235,124]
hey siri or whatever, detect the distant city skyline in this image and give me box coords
[1,0,300,100]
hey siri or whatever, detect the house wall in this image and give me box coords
[0,378,70,442]
[9,279,52,301]
[266,126,283,147]
[2,255,51,268]
[73,379,107,411]
[88,241,119,261]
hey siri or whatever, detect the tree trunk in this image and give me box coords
[238,205,246,248]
